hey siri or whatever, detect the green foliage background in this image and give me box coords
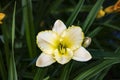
[0,0,120,80]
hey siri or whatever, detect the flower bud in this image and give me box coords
[96,9,105,18]
[82,37,91,48]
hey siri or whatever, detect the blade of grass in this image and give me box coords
[22,0,37,58]
[66,0,84,26]
[21,71,35,79]
[60,62,73,80]
[102,23,120,31]
[2,0,13,11]
[43,76,50,80]
[88,18,114,38]
[89,46,120,60]
[8,2,18,80]
[73,59,120,80]
[85,65,111,80]
[9,55,18,80]
[115,47,120,53]
[115,47,120,57]
[88,26,103,38]
[82,0,104,33]
[91,47,120,80]
[94,67,111,80]
[34,68,48,80]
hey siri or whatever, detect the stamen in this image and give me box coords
[58,43,67,54]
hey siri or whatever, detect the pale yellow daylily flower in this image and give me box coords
[36,20,92,67]
[0,13,5,24]
[104,0,120,14]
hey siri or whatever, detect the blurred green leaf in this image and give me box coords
[66,0,84,26]
[60,62,73,80]
[92,67,111,80]
[21,71,34,79]
[90,49,119,59]
[102,23,120,31]
[8,55,18,80]
[115,47,120,53]
[2,0,13,11]
[73,59,120,80]
[83,0,104,33]
[88,26,103,38]
[8,2,18,80]
[34,68,48,80]
[22,0,37,58]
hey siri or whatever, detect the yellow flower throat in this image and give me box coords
[58,42,67,55]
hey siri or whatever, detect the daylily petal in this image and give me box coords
[61,26,84,50]
[52,20,66,35]
[36,53,56,67]
[0,13,5,24]
[54,48,73,64]
[114,0,120,10]
[37,31,59,54]
[73,47,92,61]
[104,6,114,14]
[0,13,5,20]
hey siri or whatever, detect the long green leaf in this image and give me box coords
[66,0,84,26]
[34,68,48,80]
[83,0,104,33]
[22,0,37,58]
[94,67,111,80]
[115,47,120,53]
[60,62,73,80]
[102,23,120,31]
[73,59,120,80]
[115,47,120,57]
[90,49,120,59]
[85,65,111,80]
[8,2,18,80]
[88,26,103,38]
